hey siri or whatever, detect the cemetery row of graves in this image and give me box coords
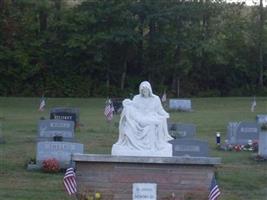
[0,97,267,200]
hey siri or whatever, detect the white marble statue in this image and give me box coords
[111,81,173,157]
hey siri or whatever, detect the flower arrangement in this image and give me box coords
[42,158,60,173]
[78,191,102,200]
[219,140,258,152]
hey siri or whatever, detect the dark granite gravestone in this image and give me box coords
[168,123,196,139]
[169,99,192,111]
[256,114,267,124]
[226,122,259,145]
[168,139,209,157]
[36,141,84,168]
[50,107,79,126]
[37,119,75,142]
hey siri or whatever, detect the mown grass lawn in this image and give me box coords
[0,97,266,200]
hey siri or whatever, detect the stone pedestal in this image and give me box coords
[72,154,221,200]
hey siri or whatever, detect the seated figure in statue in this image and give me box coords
[111,81,173,157]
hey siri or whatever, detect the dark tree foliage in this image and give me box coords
[0,0,267,97]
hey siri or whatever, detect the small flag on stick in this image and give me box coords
[38,96,46,111]
[104,99,114,121]
[251,96,256,112]
[208,175,221,200]
[63,167,77,196]
[161,90,167,102]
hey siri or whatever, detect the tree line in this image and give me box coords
[0,0,266,97]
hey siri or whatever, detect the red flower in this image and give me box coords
[42,158,60,173]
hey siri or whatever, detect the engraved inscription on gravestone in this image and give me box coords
[36,141,84,168]
[168,139,209,157]
[226,122,259,145]
[50,107,79,126]
[37,119,74,141]
[133,183,157,200]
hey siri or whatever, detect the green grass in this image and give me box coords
[0,97,267,200]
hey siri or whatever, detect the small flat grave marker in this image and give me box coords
[133,183,157,200]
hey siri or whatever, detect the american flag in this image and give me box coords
[161,91,167,102]
[38,96,46,111]
[63,167,77,195]
[251,96,256,112]
[104,99,114,121]
[208,175,221,200]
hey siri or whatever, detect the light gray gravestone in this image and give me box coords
[50,107,79,126]
[133,183,157,200]
[169,99,192,111]
[256,114,267,124]
[36,141,84,168]
[168,123,196,139]
[37,119,75,142]
[259,131,267,158]
[168,139,209,157]
[226,122,259,145]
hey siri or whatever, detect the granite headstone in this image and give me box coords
[50,107,79,127]
[168,123,196,139]
[169,99,192,111]
[256,114,267,125]
[36,141,84,168]
[226,122,259,145]
[37,119,75,142]
[168,139,209,157]
[259,131,267,158]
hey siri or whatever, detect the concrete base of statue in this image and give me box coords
[72,153,221,200]
[111,143,172,157]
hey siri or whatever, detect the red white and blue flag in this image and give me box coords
[104,99,114,121]
[38,96,46,111]
[209,175,221,200]
[161,90,167,102]
[63,167,77,195]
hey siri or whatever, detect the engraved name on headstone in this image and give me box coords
[50,107,79,126]
[168,139,209,157]
[38,119,74,141]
